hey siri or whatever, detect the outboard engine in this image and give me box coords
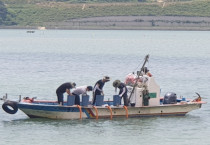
[163,92,177,104]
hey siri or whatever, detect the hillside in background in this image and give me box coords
[1,0,210,30]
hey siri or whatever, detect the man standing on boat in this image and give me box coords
[113,80,129,106]
[72,86,93,105]
[56,82,76,105]
[92,76,110,105]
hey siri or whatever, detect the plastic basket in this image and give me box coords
[113,95,121,106]
[82,95,89,106]
[96,95,104,106]
[67,95,75,106]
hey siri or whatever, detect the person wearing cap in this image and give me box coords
[56,82,76,105]
[113,80,129,106]
[92,76,110,105]
[72,86,93,105]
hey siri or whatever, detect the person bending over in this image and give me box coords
[56,82,76,105]
[72,86,93,105]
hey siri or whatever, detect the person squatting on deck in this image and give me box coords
[72,86,93,105]
[56,82,76,105]
[92,76,110,105]
[113,80,129,106]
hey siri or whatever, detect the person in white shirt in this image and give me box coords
[72,86,93,105]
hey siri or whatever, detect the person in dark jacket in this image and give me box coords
[113,80,129,106]
[56,82,76,105]
[92,76,110,105]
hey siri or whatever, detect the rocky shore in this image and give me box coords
[1,16,210,30]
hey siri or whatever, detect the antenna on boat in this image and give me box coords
[128,54,150,103]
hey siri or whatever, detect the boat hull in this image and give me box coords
[17,102,203,120]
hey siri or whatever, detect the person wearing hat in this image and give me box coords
[72,86,93,105]
[92,76,110,105]
[113,80,129,106]
[56,82,76,105]
[142,67,152,77]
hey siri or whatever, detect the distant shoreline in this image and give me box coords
[1,16,210,31]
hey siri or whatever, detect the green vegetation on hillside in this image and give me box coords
[0,1,6,24]
[1,0,210,27]
[0,1,16,25]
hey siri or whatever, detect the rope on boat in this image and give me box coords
[77,105,82,119]
[93,106,98,119]
[106,106,113,120]
[123,106,128,118]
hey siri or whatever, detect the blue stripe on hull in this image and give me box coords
[18,103,82,112]
[18,103,93,119]
[83,109,91,119]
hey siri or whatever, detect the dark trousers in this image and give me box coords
[72,93,80,105]
[92,91,101,105]
[121,95,129,106]
[56,92,64,105]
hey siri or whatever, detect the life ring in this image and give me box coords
[2,101,18,114]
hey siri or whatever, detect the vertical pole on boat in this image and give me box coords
[19,95,21,102]
[128,54,149,103]
[123,106,128,118]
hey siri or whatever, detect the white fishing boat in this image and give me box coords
[1,55,206,120]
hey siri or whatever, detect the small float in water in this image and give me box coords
[1,55,206,120]
[26,30,35,33]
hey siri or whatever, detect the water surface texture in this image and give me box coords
[0,30,209,145]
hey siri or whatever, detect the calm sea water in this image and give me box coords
[0,30,209,145]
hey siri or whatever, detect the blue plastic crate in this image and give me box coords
[96,95,104,106]
[82,95,89,106]
[113,95,121,106]
[67,95,75,106]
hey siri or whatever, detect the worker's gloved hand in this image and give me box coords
[101,91,104,96]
